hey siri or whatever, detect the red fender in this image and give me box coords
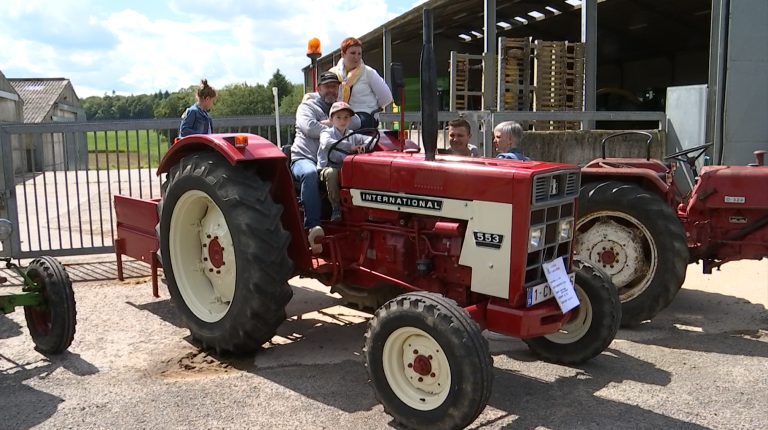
[156,133,313,273]
[581,158,678,205]
[156,133,285,174]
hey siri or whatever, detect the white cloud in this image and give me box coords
[73,85,132,98]
[0,0,403,96]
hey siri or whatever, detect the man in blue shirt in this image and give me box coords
[493,121,530,161]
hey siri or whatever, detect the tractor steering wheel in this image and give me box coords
[328,128,380,157]
[664,143,713,178]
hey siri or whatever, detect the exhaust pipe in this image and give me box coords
[420,8,438,161]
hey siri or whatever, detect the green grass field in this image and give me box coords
[87,130,170,170]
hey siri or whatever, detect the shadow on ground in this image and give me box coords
[126,299,186,329]
[135,280,766,428]
[0,314,24,340]
[616,288,768,358]
[126,282,346,331]
[0,352,99,430]
[159,285,725,429]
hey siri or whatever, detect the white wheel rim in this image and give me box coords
[169,190,237,323]
[544,285,592,344]
[575,211,658,302]
[382,327,451,411]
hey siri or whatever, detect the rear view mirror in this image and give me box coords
[390,62,404,101]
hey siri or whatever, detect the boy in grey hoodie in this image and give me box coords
[290,72,360,253]
[318,102,369,222]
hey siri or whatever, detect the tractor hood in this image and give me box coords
[340,151,579,205]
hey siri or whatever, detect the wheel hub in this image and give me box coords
[576,218,645,288]
[169,190,237,323]
[599,249,616,265]
[411,354,432,376]
[207,238,224,268]
[401,335,446,394]
[545,284,593,344]
[382,326,452,411]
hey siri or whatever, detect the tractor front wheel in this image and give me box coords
[364,292,492,430]
[158,152,294,355]
[575,181,689,325]
[23,256,77,354]
[523,256,621,365]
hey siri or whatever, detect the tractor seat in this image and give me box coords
[281,144,292,163]
[281,144,301,194]
[280,144,328,202]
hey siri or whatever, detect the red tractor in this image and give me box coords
[114,10,621,429]
[576,131,768,326]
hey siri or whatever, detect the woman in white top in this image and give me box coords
[329,37,393,129]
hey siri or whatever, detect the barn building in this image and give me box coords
[7,77,87,173]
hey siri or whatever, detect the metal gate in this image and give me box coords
[0,116,295,259]
[1,110,664,260]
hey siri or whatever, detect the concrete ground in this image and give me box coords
[1,260,766,430]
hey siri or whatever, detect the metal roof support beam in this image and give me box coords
[483,0,496,113]
[708,0,729,165]
[582,0,597,130]
[382,28,393,123]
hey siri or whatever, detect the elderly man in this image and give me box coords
[291,71,361,252]
[447,117,479,157]
[493,120,530,161]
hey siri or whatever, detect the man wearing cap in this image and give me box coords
[291,71,361,252]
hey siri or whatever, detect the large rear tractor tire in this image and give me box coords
[364,292,492,430]
[23,257,77,355]
[158,152,294,355]
[575,181,688,326]
[523,256,621,365]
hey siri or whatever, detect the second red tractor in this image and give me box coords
[576,131,768,326]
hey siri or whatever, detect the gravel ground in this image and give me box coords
[1,260,766,430]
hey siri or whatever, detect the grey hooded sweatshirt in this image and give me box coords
[290,93,361,164]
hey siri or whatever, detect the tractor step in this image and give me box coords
[312,258,335,273]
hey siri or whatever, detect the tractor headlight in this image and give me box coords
[558,218,574,242]
[528,226,545,251]
[0,218,12,241]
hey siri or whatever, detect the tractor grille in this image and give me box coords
[532,170,580,204]
[525,170,580,288]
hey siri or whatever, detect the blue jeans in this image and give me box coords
[291,158,321,229]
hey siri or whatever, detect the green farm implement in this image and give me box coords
[0,219,76,354]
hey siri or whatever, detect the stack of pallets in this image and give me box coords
[455,56,469,111]
[533,41,585,130]
[498,37,533,112]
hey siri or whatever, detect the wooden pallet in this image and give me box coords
[455,57,468,110]
[499,37,533,112]
[533,40,585,131]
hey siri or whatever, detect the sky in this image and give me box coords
[0,0,429,98]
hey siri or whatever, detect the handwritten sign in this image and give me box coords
[542,257,580,313]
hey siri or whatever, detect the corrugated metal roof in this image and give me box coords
[8,78,70,123]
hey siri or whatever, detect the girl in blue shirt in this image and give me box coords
[179,79,216,137]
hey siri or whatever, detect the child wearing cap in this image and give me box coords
[318,101,369,222]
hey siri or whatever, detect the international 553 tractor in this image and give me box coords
[114,10,620,429]
[576,131,768,326]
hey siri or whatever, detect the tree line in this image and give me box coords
[82,70,305,121]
